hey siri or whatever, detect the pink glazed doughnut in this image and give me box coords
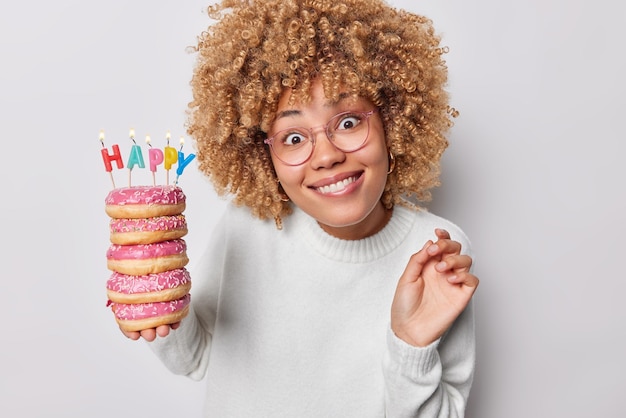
[105,185,186,219]
[106,268,192,304]
[109,214,188,245]
[106,239,189,276]
[108,294,191,332]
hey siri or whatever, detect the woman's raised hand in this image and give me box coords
[390,229,479,347]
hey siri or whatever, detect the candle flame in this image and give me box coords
[129,128,135,140]
[99,130,105,143]
[166,131,171,140]
[179,136,185,145]
[145,134,151,146]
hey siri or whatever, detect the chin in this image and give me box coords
[316,210,372,229]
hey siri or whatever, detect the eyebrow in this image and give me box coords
[274,92,353,121]
[274,109,301,120]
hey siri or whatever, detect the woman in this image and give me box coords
[123,0,479,415]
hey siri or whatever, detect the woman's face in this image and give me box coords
[268,80,391,240]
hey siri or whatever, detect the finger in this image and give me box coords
[447,272,480,289]
[435,228,450,239]
[435,254,473,273]
[398,240,433,285]
[122,329,141,341]
[156,324,172,338]
[140,328,157,342]
[431,239,462,255]
[428,238,462,257]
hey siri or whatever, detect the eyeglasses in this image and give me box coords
[264,109,377,166]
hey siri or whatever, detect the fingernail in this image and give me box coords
[436,261,447,270]
[427,244,439,254]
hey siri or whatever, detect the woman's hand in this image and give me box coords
[121,322,180,342]
[391,229,479,347]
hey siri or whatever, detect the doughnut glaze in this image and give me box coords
[105,185,186,218]
[106,239,189,275]
[106,268,192,303]
[109,215,188,245]
[107,239,187,260]
[105,185,186,206]
[108,294,191,332]
[109,293,190,320]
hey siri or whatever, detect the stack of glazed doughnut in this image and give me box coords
[105,185,192,332]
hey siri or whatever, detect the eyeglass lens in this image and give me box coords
[269,111,372,165]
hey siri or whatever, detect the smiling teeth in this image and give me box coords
[317,177,356,194]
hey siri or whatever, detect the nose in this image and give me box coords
[308,127,345,169]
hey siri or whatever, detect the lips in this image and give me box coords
[310,172,362,195]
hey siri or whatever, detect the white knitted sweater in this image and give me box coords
[149,202,475,417]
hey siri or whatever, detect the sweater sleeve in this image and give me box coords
[383,300,476,417]
[146,211,228,381]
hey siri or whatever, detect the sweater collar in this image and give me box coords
[287,203,417,263]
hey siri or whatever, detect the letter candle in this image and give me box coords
[126,128,145,186]
[147,134,164,186]
[175,136,196,185]
[164,131,177,185]
[99,130,122,188]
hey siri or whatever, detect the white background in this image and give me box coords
[1,1,624,417]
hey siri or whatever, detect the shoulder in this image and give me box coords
[217,202,280,241]
[405,205,473,257]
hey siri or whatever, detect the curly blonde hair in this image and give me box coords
[187,0,456,226]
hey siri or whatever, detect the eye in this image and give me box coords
[281,131,307,146]
[336,114,362,131]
